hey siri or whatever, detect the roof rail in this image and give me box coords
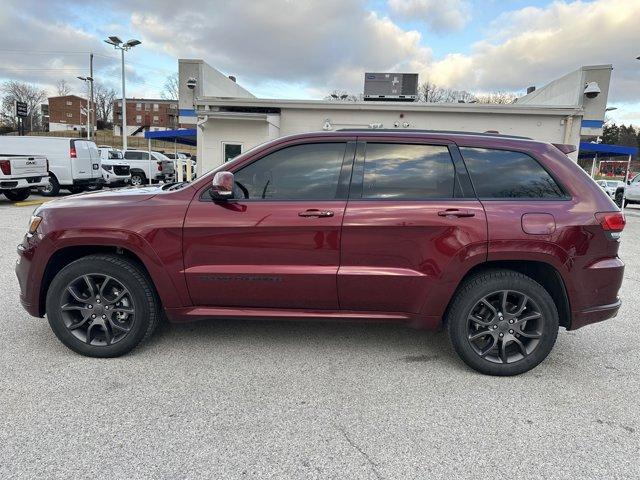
[336,128,532,140]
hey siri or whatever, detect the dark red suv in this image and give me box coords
[16,130,625,375]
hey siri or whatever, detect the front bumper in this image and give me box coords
[15,233,50,318]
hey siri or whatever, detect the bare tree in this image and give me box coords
[418,80,475,103]
[474,91,518,104]
[56,79,72,97]
[93,82,117,126]
[324,90,361,101]
[161,73,179,100]
[0,80,47,131]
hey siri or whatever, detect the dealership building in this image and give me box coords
[172,59,613,175]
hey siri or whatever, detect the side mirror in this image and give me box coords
[627,180,631,185]
[209,171,234,200]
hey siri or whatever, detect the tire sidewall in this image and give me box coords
[130,173,145,186]
[448,273,559,376]
[41,174,60,197]
[46,257,152,357]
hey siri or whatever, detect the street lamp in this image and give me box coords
[104,36,141,150]
[77,76,94,140]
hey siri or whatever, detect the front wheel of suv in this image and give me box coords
[45,254,161,357]
[446,270,559,376]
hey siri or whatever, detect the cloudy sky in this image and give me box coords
[1,0,639,124]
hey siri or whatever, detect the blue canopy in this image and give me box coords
[579,142,638,157]
[144,128,197,146]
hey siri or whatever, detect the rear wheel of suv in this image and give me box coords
[45,254,161,357]
[446,270,559,376]
[3,188,31,202]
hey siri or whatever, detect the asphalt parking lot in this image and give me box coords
[0,193,638,479]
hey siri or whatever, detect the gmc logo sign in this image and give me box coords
[25,161,36,165]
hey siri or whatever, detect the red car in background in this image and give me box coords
[16,130,624,375]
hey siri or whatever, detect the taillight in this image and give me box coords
[0,160,10,175]
[70,147,77,158]
[157,161,163,172]
[595,212,625,240]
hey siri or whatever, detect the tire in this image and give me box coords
[446,269,559,376]
[3,188,31,201]
[41,174,60,197]
[45,254,161,357]
[68,186,85,194]
[614,191,628,208]
[130,172,146,187]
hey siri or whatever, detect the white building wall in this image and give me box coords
[49,122,85,132]
[197,118,273,175]
[197,107,581,172]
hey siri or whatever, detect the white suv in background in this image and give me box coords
[122,149,175,186]
[96,146,131,189]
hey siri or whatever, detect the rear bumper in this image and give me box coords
[570,257,624,329]
[571,298,621,330]
[1,177,49,190]
[72,178,105,187]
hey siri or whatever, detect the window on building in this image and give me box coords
[223,143,242,163]
[360,143,456,199]
[152,115,159,123]
[144,103,150,111]
[233,143,346,200]
[153,103,159,112]
[117,101,122,107]
[66,112,73,118]
[170,103,177,109]
[459,147,566,199]
[136,103,141,111]
[136,115,142,124]
[66,101,73,106]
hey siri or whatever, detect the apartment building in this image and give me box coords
[47,95,94,132]
[113,98,179,136]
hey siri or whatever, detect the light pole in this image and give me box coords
[104,36,141,151]
[77,76,93,140]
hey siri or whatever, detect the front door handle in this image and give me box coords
[437,209,475,218]
[298,209,334,218]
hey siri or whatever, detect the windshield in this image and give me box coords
[108,150,123,159]
[606,181,619,187]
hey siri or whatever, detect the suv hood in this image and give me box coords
[39,185,163,210]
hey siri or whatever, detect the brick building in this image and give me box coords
[113,98,179,136]
[47,95,94,132]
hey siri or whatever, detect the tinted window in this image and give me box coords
[233,143,346,200]
[362,143,455,199]
[460,147,565,199]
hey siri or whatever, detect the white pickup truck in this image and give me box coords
[0,155,49,201]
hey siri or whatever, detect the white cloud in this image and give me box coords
[425,0,640,104]
[387,0,471,33]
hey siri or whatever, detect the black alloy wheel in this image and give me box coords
[60,274,136,346]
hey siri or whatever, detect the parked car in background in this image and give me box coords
[0,154,49,201]
[122,149,175,186]
[164,152,197,180]
[0,136,103,195]
[596,179,623,199]
[615,174,640,207]
[16,130,624,376]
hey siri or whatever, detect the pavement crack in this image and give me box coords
[336,425,384,480]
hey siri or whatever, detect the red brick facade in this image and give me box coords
[48,95,94,127]
[113,99,179,129]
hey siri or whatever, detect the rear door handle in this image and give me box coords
[298,209,334,218]
[437,209,475,218]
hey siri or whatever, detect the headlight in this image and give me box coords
[28,215,42,234]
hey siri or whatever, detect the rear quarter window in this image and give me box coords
[460,147,566,199]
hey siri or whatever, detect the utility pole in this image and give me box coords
[89,53,94,141]
[120,47,127,150]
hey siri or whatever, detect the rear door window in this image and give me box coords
[460,147,565,199]
[359,143,456,199]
